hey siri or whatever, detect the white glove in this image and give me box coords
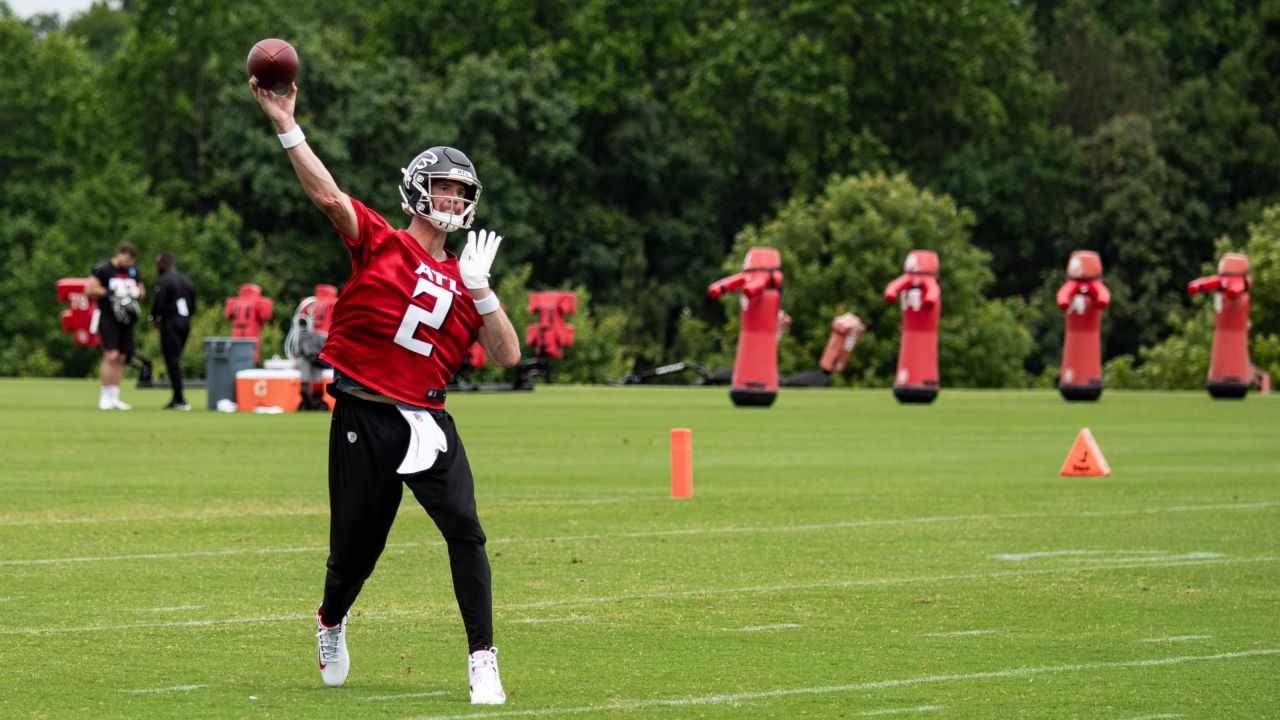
[459,229,503,290]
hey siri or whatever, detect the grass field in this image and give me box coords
[1,379,1277,719]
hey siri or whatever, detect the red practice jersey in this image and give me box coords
[320,198,483,408]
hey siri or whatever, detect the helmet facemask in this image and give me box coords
[398,148,483,232]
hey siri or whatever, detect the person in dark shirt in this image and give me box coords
[84,242,145,410]
[151,253,198,410]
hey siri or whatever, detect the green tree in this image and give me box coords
[1106,209,1280,388]
[721,173,1030,388]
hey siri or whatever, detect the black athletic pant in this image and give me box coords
[159,317,190,403]
[319,391,493,652]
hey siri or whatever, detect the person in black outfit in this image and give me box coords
[85,242,144,410]
[150,253,198,410]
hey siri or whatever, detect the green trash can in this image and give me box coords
[203,337,258,410]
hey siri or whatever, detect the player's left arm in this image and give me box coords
[475,296,521,368]
[460,230,521,368]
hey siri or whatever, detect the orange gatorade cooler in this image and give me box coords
[235,369,302,412]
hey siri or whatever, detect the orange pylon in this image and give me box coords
[1060,427,1111,477]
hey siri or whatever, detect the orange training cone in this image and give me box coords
[670,428,693,498]
[1060,427,1111,477]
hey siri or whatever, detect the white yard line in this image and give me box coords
[1116,714,1184,719]
[405,650,1277,720]
[504,556,1280,611]
[726,623,801,632]
[990,550,1169,561]
[3,555,1275,636]
[509,616,591,624]
[419,703,945,720]
[923,630,994,637]
[143,605,205,612]
[1139,636,1212,643]
[990,551,1224,563]
[3,501,1274,567]
[118,684,208,694]
[0,496,648,528]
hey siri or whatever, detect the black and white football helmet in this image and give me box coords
[110,294,140,325]
[399,146,482,232]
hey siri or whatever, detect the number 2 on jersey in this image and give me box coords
[394,278,454,357]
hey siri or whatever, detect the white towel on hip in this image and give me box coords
[396,404,448,474]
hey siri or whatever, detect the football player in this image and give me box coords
[84,242,144,410]
[251,78,520,705]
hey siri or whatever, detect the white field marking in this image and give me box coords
[1062,552,1224,563]
[990,550,1168,561]
[414,703,945,720]
[406,649,1279,720]
[726,623,801,632]
[1117,715,1184,720]
[143,605,204,613]
[0,544,333,566]
[509,615,590,624]
[118,684,208,695]
[0,496,646,528]
[923,629,994,637]
[504,555,1280,611]
[0,509,323,527]
[990,550,1224,562]
[488,496,646,508]
[4,501,1274,567]
[362,691,451,701]
[4,555,1275,636]
[857,708,945,717]
[1140,635,1212,643]
[508,501,1280,546]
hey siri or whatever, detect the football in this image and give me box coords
[247,38,298,92]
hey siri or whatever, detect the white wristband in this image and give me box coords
[473,292,501,315]
[278,125,305,149]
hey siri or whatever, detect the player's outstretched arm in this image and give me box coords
[249,80,357,238]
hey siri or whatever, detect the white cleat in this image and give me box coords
[110,397,132,410]
[468,648,507,705]
[316,613,349,688]
[99,396,113,410]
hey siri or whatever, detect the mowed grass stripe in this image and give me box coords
[4,554,1274,635]
[406,649,1280,720]
[0,495,651,527]
[2,500,1273,565]
[3,382,1275,718]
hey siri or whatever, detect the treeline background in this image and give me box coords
[3,0,1279,388]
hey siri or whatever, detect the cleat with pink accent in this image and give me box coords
[468,648,506,704]
[316,613,349,687]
